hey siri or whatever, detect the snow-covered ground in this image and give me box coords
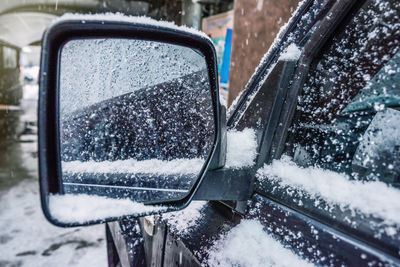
[0,80,107,267]
[0,179,107,267]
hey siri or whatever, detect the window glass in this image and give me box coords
[285,0,400,186]
[3,46,17,69]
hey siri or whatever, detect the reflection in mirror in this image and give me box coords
[57,38,214,217]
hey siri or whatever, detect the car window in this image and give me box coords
[284,0,400,187]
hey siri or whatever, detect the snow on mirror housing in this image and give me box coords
[38,18,224,227]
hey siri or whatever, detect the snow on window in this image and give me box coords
[49,194,166,223]
[257,156,400,227]
[62,158,204,175]
[225,128,257,169]
[343,50,400,113]
[54,13,211,41]
[295,0,400,126]
[161,201,206,235]
[279,43,301,61]
[352,108,400,181]
[207,220,314,267]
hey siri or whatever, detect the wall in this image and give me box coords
[227,0,301,106]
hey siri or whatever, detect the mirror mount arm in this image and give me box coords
[192,166,255,201]
[192,104,255,201]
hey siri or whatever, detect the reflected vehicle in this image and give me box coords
[58,39,214,203]
[61,70,212,162]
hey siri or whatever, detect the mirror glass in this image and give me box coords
[54,38,214,222]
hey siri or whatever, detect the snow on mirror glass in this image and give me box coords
[56,38,214,220]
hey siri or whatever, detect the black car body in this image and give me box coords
[103,0,400,266]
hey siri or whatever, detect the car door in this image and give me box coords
[253,0,400,265]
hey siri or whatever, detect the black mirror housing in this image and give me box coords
[38,15,225,227]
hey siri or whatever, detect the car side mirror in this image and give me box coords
[38,15,226,226]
